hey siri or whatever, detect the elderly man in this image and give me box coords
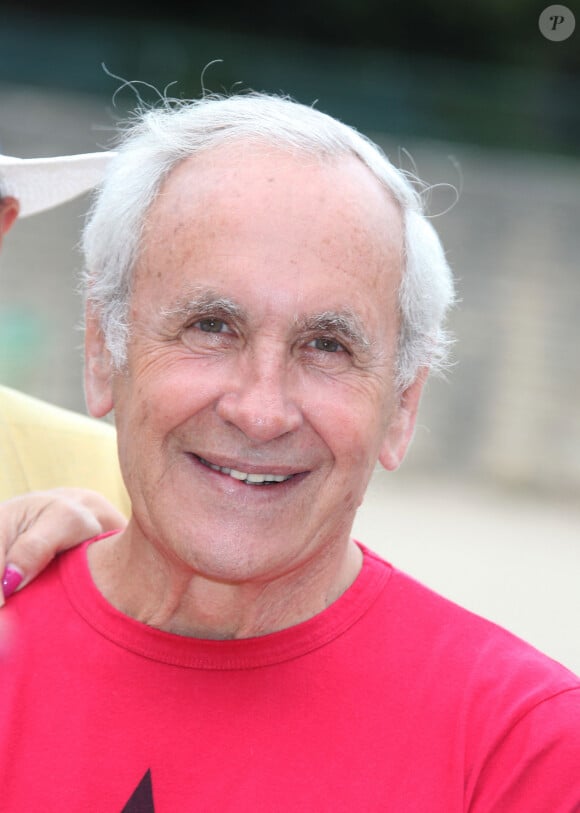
[1,92,579,811]
[0,150,128,601]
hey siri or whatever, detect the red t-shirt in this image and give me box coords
[1,538,579,811]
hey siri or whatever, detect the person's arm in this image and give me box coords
[0,487,127,605]
[468,687,580,812]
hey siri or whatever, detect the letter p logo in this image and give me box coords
[539,5,576,40]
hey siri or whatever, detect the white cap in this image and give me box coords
[0,151,115,217]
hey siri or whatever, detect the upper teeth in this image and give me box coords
[198,457,292,484]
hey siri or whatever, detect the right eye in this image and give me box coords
[194,318,230,334]
[307,337,346,353]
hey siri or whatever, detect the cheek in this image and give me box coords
[312,406,381,517]
[126,355,225,427]
[307,395,385,471]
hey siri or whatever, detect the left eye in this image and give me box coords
[194,318,229,333]
[308,337,345,353]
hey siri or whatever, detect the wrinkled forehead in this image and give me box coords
[130,146,404,355]
[143,142,404,263]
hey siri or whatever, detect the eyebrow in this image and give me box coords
[160,290,373,354]
[160,289,246,325]
[295,311,373,354]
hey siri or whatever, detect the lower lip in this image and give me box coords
[187,454,307,493]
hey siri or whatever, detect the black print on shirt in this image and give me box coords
[121,769,155,812]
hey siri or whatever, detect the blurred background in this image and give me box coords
[0,2,579,670]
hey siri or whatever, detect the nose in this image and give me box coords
[216,348,303,442]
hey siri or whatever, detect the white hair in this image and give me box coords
[81,91,455,389]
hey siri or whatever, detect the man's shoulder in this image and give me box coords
[363,545,580,691]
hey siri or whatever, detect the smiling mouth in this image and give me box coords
[195,455,297,486]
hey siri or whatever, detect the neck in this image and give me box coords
[87,527,363,639]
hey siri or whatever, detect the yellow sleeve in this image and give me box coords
[0,385,130,516]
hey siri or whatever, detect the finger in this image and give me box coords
[0,499,33,608]
[3,500,105,593]
[87,501,127,533]
[49,488,127,534]
[0,489,128,604]
[2,565,24,602]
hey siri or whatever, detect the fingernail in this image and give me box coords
[2,567,23,600]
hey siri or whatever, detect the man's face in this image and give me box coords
[86,146,423,584]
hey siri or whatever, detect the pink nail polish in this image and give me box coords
[2,567,23,599]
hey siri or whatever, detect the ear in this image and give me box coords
[378,367,428,472]
[0,197,20,244]
[84,304,115,418]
